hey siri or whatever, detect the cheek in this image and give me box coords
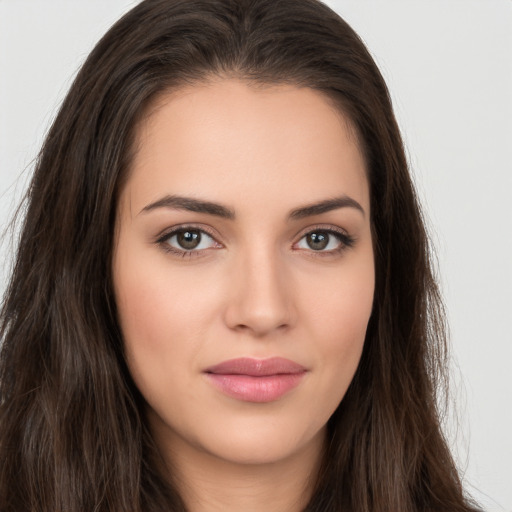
[115,266,175,350]
[307,252,374,337]
[303,254,374,390]
[114,225,206,335]
[112,243,212,393]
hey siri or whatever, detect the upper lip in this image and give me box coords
[205,357,307,377]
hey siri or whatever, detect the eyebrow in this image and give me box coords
[289,196,365,219]
[141,195,235,219]
[140,194,365,219]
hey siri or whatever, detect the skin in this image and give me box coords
[113,79,375,512]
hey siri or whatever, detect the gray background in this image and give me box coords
[1,1,511,510]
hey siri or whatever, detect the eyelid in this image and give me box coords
[292,224,356,253]
[155,223,220,243]
[154,222,355,258]
[155,223,223,257]
[294,223,351,241]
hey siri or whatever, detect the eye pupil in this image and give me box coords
[307,231,329,250]
[177,230,201,249]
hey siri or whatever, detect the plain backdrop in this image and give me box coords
[1,1,511,510]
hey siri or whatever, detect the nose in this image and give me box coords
[223,246,296,337]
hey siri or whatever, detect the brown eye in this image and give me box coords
[161,228,219,253]
[176,230,202,250]
[305,231,330,251]
[295,228,354,254]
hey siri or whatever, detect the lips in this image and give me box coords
[204,357,307,403]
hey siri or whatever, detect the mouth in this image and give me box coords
[204,357,307,403]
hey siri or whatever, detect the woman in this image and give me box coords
[0,0,480,511]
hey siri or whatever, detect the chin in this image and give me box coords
[213,430,323,466]
[148,401,328,468]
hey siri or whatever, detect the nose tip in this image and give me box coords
[223,254,295,337]
[229,300,291,336]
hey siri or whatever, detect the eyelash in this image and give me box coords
[295,225,356,256]
[155,224,220,258]
[155,224,356,259]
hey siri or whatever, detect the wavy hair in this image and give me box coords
[0,0,478,510]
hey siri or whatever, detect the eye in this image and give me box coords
[295,228,354,253]
[158,227,221,255]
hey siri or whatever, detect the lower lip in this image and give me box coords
[205,373,306,403]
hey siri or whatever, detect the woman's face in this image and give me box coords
[113,79,374,468]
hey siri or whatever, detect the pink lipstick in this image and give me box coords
[204,357,307,403]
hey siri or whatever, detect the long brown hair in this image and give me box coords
[0,1,479,510]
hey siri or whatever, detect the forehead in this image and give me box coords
[124,79,369,217]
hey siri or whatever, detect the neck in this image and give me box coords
[159,430,325,512]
